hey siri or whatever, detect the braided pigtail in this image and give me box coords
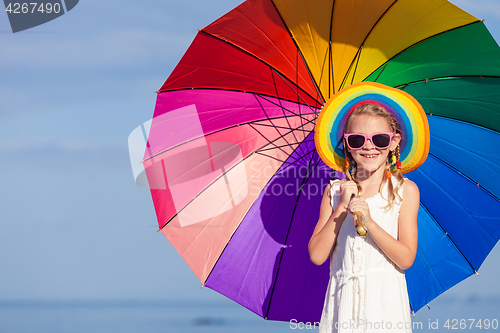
[382,145,404,209]
[392,145,404,202]
[343,144,363,196]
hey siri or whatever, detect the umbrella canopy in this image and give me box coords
[141,0,500,323]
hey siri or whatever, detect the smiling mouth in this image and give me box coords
[361,154,379,159]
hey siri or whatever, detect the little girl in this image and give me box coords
[310,83,428,333]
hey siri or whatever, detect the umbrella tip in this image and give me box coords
[475,270,479,276]
[264,317,267,323]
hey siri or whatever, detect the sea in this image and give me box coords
[0,297,498,333]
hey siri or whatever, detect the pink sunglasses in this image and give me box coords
[343,131,396,150]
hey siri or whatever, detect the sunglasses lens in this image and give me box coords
[347,135,365,149]
[372,134,391,148]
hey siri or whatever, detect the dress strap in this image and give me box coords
[329,179,343,210]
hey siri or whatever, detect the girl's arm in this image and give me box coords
[308,181,357,266]
[349,180,419,270]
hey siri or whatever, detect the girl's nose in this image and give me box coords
[363,138,375,149]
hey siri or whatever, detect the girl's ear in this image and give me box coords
[391,133,401,150]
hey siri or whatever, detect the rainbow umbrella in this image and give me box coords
[141,0,500,323]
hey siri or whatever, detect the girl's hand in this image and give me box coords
[339,181,358,209]
[348,198,375,229]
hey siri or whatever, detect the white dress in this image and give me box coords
[319,178,412,333]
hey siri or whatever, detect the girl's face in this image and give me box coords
[346,114,401,176]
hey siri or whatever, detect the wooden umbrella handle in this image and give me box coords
[350,194,367,237]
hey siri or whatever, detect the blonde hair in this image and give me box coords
[342,103,404,210]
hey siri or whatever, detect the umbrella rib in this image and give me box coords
[256,116,314,174]
[159,86,320,108]
[339,47,361,90]
[251,122,314,132]
[300,46,326,104]
[143,112,316,163]
[372,61,390,83]
[162,63,310,101]
[247,113,316,126]
[251,122,313,131]
[301,153,326,190]
[329,0,336,96]
[197,30,323,107]
[254,151,287,164]
[254,90,297,150]
[156,123,322,230]
[339,0,398,90]
[201,159,279,285]
[297,44,325,104]
[291,1,328,103]
[203,141,321,290]
[427,151,499,202]
[414,203,465,294]
[273,76,314,158]
[265,148,321,319]
[431,113,500,135]
[268,0,325,104]
[396,75,500,90]
[350,45,363,86]
[294,50,307,157]
[254,90,298,156]
[272,68,321,116]
[410,194,490,313]
[255,93,318,124]
[245,113,316,130]
[359,20,485,85]
[273,147,318,174]
[151,97,304,150]
[268,73,315,159]
[250,96,310,159]
[215,10,310,90]
[255,143,317,168]
[414,171,480,274]
[157,130,314,230]
[416,153,500,256]
[187,153,294,286]
[270,69,319,159]
[328,38,331,98]
[258,140,314,153]
[248,122,293,159]
[316,42,331,100]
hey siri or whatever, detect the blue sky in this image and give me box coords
[0,0,499,310]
